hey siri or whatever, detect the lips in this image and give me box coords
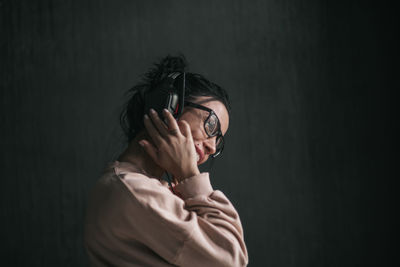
[195,146,205,164]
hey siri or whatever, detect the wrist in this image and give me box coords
[176,167,200,182]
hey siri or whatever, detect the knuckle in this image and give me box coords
[168,128,179,135]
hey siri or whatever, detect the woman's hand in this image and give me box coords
[139,108,200,182]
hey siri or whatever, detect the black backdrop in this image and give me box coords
[1,0,396,266]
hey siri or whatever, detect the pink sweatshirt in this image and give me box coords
[84,161,248,266]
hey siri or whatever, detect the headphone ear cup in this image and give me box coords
[177,72,185,117]
[143,72,185,119]
[168,92,180,118]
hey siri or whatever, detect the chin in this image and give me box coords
[197,158,207,166]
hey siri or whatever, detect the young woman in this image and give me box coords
[84,55,248,266]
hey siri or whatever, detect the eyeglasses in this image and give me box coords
[184,101,224,158]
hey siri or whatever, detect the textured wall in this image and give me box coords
[1,0,396,266]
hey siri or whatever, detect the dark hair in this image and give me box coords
[120,55,231,142]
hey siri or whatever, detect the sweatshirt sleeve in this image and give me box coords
[117,172,248,267]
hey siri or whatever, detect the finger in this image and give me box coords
[143,114,164,145]
[163,109,181,135]
[149,109,169,136]
[178,120,192,139]
[138,140,159,162]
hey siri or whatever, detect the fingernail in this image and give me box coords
[138,140,145,146]
[163,108,169,114]
[144,114,149,119]
[150,108,156,114]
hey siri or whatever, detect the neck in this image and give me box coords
[117,133,164,179]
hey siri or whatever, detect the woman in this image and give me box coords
[84,55,248,266]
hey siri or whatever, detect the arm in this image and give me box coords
[174,173,248,266]
[117,170,248,267]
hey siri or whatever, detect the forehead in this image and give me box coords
[191,97,230,135]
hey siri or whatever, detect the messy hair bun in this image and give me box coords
[144,55,187,89]
[120,54,231,142]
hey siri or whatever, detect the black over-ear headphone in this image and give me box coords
[143,72,186,119]
[143,72,186,190]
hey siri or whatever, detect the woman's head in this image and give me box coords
[120,55,231,162]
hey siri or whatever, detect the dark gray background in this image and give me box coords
[1,0,396,266]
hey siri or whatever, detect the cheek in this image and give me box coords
[191,128,205,141]
[177,119,203,140]
[178,111,206,140]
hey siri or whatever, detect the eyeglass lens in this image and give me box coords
[205,114,219,136]
[205,116,223,152]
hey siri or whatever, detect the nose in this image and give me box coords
[203,137,217,156]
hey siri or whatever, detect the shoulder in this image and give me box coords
[93,161,168,196]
